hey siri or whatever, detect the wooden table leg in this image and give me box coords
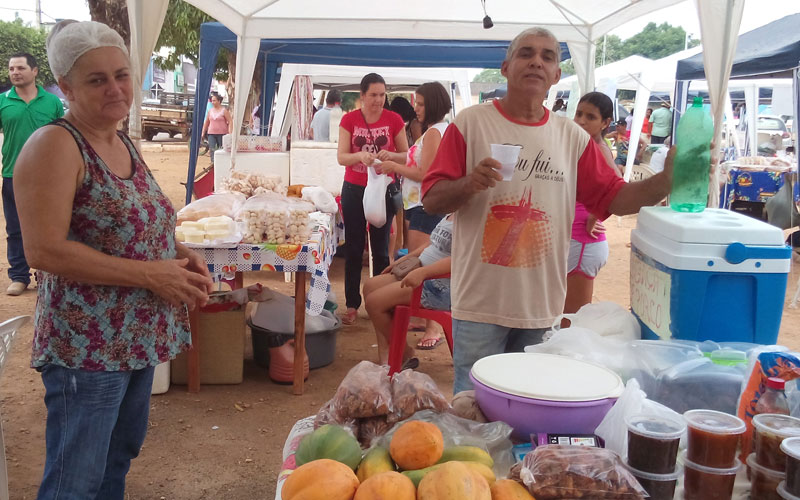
[293,272,307,395]
[234,271,244,290]
[187,306,200,393]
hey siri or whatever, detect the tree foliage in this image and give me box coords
[472,69,506,84]
[0,19,55,87]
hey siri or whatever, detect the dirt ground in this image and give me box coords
[2,148,800,499]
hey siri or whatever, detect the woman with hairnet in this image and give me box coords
[13,20,213,498]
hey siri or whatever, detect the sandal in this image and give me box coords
[340,308,358,326]
[401,357,420,370]
[416,337,444,350]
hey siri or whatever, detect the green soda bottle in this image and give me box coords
[670,97,714,212]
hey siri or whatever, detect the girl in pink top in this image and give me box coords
[564,92,618,315]
[201,93,232,164]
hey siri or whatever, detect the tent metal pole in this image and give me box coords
[263,60,279,136]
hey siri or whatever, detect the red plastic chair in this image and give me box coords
[388,273,453,375]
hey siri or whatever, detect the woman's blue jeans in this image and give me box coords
[36,364,155,500]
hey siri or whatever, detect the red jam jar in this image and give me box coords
[753,414,800,471]
[626,413,685,474]
[682,451,741,500]
[684,409,746,468]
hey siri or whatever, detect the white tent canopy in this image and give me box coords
[273,64,475,138]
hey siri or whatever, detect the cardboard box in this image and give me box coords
[171,309,246,385]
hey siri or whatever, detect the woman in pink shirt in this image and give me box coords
[201,92,232,164]
[564,92,618,315]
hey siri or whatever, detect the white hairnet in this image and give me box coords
[46,20,129,80]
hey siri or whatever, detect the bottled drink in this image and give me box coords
[754,377,790,416]
[670,96,714,212]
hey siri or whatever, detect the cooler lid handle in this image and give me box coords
[724,242,791,264]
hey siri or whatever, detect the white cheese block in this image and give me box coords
[205,229,231,241]
[183,229,205,243]
[180,221,205,231]
[175,227,185,242]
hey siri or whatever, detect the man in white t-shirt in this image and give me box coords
[422,27,678,393]
[310,90,341,142]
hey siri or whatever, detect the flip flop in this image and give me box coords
[401,357,420,370]
[416,337,444,350]
[340,308,358,326]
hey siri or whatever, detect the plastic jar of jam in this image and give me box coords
[626,414,685,474]
[748,452,786,500]
[753,414,800,471]
[682,451,741,500]
[625,461,681,500]
[778,480,800,499]
[781,437,800,496]
[684,409,746,468]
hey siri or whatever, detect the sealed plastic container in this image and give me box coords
[684,409,746,468]
[631,206,790,344]
[682,451,741,500]
[748,452,785,500]
[470,353,623,439]
[670,96,714,212]
[781,437,800,495]
[753,413,800,471]
[626,462,681,500]
[779,481,800,500]
[626,414,685,473]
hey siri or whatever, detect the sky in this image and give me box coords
[0,0,796,43]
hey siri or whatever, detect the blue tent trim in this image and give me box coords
[186,22,571,203]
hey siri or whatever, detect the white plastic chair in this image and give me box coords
[0,315,30,500]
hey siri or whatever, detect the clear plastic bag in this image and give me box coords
[302,186,338,214]
[177,191,246,223]
[356,415,392,448]
[374,409,515,478]
[387,369,450,423]
[285,198,315,244]
[221,170,287,197]
[448,390,488,423]
[549,301,640,341]
[520,445,647,499]
[330,361,392,419]
[237,194,288,244]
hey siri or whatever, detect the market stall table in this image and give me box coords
[186,214,341,395]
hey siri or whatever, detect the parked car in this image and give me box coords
[757,115,792,150]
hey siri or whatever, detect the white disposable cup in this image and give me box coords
[490,144,521,181]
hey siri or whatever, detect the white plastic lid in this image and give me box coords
[470,353,624,402]
[626,414,686,440]
[780,437,800,460]
[752,414,800,438]
[747,453,787,479]
[636,206,785,246]
[680,450,742,475]
[778,481,800,500]
[683,409,746,435]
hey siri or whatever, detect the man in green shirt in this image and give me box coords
[0,53,64,295]
[649,102,673,145]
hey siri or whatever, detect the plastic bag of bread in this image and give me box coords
[388,369,450,423]
[520,445,646,499]
[313,400,357,435]
[448,390,488,423]
[285,198,315,244]
[177,192,246,224]
[330,361,392,419]
[356,416,392,448]
[237,194,288,244]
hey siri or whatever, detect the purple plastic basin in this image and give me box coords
[471,373,617,440]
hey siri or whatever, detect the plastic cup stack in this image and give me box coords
[624,414,685,500]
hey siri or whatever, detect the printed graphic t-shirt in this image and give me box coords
[404,121,449,210]
[421,100,625,329]
[340,109,405,187]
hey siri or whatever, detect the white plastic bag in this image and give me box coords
[525,327,632,378]
[550,301,640,341]
[302,186,338,214]
[594,378,685,458]
[363,166,392,227]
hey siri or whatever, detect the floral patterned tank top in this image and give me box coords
[31,119,191,371]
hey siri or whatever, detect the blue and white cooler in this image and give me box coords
[630,206,791,344]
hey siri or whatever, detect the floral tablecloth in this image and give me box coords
[198,213,342,316]
[721,168,799,208]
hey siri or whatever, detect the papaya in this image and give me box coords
[357,446,395,482]
[437,446,494,468]
[296,424,363,470]
[389,421,444,470]
[417,461,491,500]
[354,471,415,500]
[282,458,360,500]
[490,479,535,500]
[402,461,494,487]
